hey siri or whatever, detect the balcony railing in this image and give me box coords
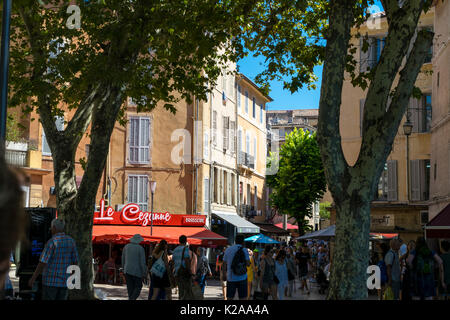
[5,149,27,167]
[238,151,254,169]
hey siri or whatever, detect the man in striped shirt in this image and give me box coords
[29,218,79,300]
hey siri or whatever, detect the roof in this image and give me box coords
[237,73,273,102]
[267,109,318,117]
[254,222,290,235]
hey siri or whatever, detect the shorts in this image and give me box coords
[227,280,248,299]
[221,280,227,287]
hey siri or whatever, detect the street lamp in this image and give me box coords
[150,180,157,236]
[403,116,413,201]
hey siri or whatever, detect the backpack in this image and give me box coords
[231,246,247,276]
[197,258,209,276]
[415,253,434,275]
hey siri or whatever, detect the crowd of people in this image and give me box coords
[374,237,450,300]
[215,236,331,300]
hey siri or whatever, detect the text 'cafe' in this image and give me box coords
[92,199,228,247]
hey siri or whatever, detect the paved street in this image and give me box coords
[8,265,329,300]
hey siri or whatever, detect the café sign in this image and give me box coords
[371,215,394,227]
[94,199,206,227]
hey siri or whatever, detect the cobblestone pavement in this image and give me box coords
[8,266,377,300]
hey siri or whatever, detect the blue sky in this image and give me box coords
[237,1,383,111]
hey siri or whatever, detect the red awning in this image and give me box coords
[425,203,450,239]
[370,233,398,240]
[92,225,228,247]
[274,222,298,230]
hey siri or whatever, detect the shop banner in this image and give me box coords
[94,199,206,227]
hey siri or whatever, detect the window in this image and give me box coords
[212,111,217,146]
[223,116,229,150]
[409,94,432,133]
[230,121,236,153]
[254,186,258,211]
[252,97,256,118]
[410,159,430,201]
[260,104,263,124]
[203,131,209,159]
[237,85,241,110]
[129,117,150,163]
[374,160,397,201]
[42,116,64,156]
[238,128,242,153]
[253,136,257,164]
[128,175,148,211]
[204,178,209,214]
[245,91,249,114]
[213,167,219,203]
[360,36,385,72]
[246,132,250,154]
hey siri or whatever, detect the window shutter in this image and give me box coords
[410,160,420,201]
[238,129,242,153]
[230,121,235,153]
[55,116,64,131]
[204,132,209,159]
[212,111,217,146]
[42,131,51,155]
[409,98,420,133]
[237,85,241,108]
[204,178,209,214]
[360,99,365,137]
[245,91,249,113]
[254,136,257,163]
[360,37,370,72]
[387,160,398,201]
[140,118,150,163]
[227,172,232,205]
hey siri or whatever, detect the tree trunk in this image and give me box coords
[327,185,372,300]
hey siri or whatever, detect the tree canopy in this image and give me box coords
[266,128,326,232]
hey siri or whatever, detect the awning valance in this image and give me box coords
[212,211,260,234]
[92,225,228,247]
[254,223,290,235]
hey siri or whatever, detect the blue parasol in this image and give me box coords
[244,233,280,244]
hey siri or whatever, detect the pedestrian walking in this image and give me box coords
[259,245,278,300]
[172,235,196,300]
[274,250,289,300]
[296,245,311,294]
[384,239,402,300]
[148,240,172,300]
[439,241,450,300]
[216,246,227,300]
[195,247,212,296]
[407,237,444,300]
[223,234,250,300]
[122,234,147,300]
[285,248,297,297]
[401,240,416,300]
[246,249,256,299]
[28,218,79,300]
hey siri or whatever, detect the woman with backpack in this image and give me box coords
[259,245,278,300]
[195,247,212,295]
[407,237,445,300]
[148,240,172,300]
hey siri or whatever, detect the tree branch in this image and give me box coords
[317,0,354,199]
[380,0,399,24]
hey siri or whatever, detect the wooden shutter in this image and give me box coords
[410,160,421,201]
[204,178,209,214]
[237,85,241,109]
[230,121,235,153]
[227,172,232,205]
[409,98,420,133]
[419,159,430,201]
[140,118,150,163]
[360,37,370,72]
[387,160,398,201]
[360,99,365,137]
[129,118,138,162]
[203,132,209,160]
[212,111,217,146]
[223,117,229,150]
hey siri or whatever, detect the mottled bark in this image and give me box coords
[318,0,433,299]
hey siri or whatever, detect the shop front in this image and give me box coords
[92,199,227,284]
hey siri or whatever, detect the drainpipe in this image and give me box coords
[209,86,213,229]
[236,75,243,218]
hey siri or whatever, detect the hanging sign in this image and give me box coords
[94,199,206,227]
